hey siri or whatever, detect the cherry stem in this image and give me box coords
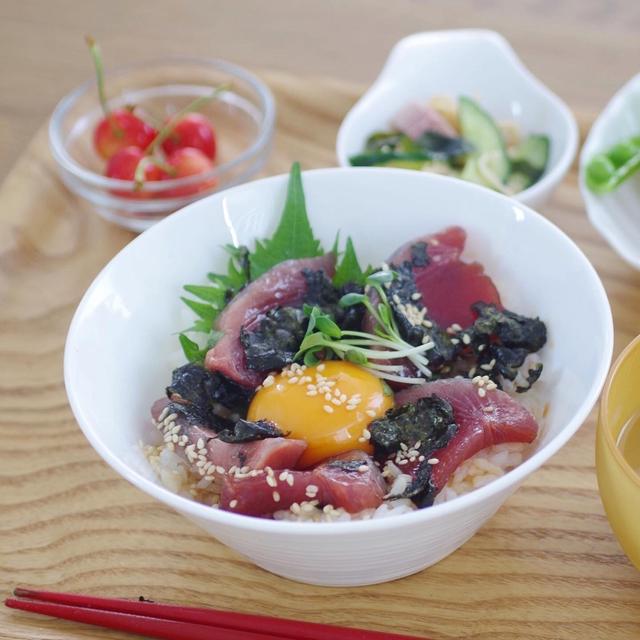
[147,83,231,155]
[133,157,175,190]
[85,35,109,117]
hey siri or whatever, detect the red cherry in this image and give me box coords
[162,147,217,197]
[94,109,157,160]
[105,146,167,198]
[161,113,217,160]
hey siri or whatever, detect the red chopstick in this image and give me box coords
[6,588,428,640]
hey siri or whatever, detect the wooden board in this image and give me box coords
[1,71,639,640]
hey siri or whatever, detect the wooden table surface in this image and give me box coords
[2,3,640,640]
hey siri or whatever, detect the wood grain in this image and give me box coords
[1,71,640,640]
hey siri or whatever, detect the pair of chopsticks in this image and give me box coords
[6,588,427,640]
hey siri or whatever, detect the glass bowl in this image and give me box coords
[597,334,640,570]
[49,57,275,232]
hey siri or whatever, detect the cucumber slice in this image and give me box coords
[458,96,510,181]
[508,134,550,189]
[511,134,549,171]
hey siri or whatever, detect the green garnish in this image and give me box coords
[248,162,324,279]
[295,270,433,384]
[333,236,370,287]
[178,244,249,362]
[178,162,372,364]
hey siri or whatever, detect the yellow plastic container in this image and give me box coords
[597,335,640,570]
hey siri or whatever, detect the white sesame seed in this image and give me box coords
[229,499,238,509]
[358,464,368,473]
[272,491,280,503]
[305,484,319,498]
[418,455,425,462]
[462,334,471,345]
[323,405,334,414]
[286,474,294,487]
[197,438,205,450]
[411,292,422,300]
[288,376,299,384]
[478,387,487,398]
[266,475,277,488]
[428,458,440,465]
[450,338,460,345]
[317,363,325,372]
[331,397,342,406]
[276,384,284,392]
[278,471,288,482]
[366,409,376,418]
[263,375,275,388]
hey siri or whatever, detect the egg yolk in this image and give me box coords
[247,361,394,467]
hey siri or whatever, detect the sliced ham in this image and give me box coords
[204,254,335,387]
[151,399,307,481]
[395,378,539,494]
[391,102,458,140]
[220,450,386,517]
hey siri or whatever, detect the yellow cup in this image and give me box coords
[597,334,640,570]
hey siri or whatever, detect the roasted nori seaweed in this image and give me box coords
[216,418,283,443]
[470,302,547,352]
[240,307,307,372]
[467,302,547,389]
[165,363,254,430]
[369,395,458,506]
[370,396,457,457]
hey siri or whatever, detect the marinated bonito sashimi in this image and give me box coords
[392,378,538,503]
[204,254,336,387]
[146,164,548,522]
[220,450,386,516]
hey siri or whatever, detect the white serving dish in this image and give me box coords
[580,73,640,269]
[65,168,612,586]
[336,30,578,209]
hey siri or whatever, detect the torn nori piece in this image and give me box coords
[303,269,365,330]
[369,396,458,506]
[166,363,254,430]
[410,242,429,268]
[325,458,370,473]
[240,307,307,372]
[370,396,457,457]
[470,302,547,352]
[216,418,283,443]
[516,361,543,393]
[467,302,547,390]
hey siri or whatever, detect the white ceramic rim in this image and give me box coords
[336,29,579,204]
[579,72,640,270]
[48,56,276,194]
[64,167,613,535]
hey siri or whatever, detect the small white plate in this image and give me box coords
[336,30,578,208]
[580,73,640,269]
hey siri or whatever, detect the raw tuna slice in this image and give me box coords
[220,450,386,517]
[391,102,458,140]
[413,259,502,329]
[220,470,317,516]
[204,254,335,387]
[395,378,538,494]
[388,226,466,268]
[314,450,387,512]
[151,399,307,481]
[363,227,466,337]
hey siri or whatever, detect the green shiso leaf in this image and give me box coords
[248,162,324,279]
[333,236,367,287]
